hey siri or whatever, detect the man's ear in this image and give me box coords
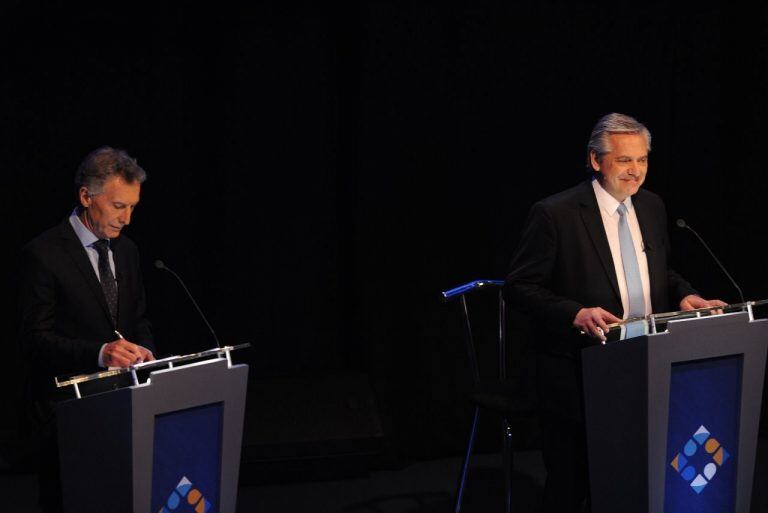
[78,187,91,208]
[589,151,601,173]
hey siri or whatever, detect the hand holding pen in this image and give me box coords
[103,330,155,368]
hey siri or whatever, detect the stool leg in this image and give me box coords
[454,406,480,513]
[503,417,513,513]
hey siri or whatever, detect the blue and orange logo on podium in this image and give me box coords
[157,476,212,513]
[670,425,730,494]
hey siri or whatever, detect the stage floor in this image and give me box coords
[1,437,766,512]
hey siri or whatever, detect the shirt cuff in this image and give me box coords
[98,343,108,368]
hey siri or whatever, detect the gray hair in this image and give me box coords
[587,113,651,168]
[75,146,147,195]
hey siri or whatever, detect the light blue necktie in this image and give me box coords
[617,203,646,338]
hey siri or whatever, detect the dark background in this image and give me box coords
[2,2,767,462]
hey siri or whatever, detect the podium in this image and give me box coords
[55,346,248,513]
[582,311,767,513]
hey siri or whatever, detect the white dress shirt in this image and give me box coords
[68,209,116,279]
[591,179,652,318]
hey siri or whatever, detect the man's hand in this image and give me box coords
[103,339,155,368]
[573,307,622,342]
[679,294,727,313]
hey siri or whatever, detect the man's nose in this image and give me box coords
[119,209,132,225]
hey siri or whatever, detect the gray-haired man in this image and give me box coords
[505,114,724,512]
[19,147,155,512]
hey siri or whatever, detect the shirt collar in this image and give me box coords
[592,178,634,217]
[68,208,102,248]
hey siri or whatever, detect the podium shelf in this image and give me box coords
[55,343,250,398]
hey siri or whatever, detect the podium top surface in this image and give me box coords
[54,343,250,392]
[605,298,767,330]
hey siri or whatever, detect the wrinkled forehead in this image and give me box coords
[101,175,142,203]
[604,132,649,155]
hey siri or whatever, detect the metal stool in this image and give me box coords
[442,279,535,513]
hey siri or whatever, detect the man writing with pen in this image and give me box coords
[18,147,156,512]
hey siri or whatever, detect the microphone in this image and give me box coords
[154,259,221,347]
[675,219,744,304]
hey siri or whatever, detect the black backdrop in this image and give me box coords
[2,3,767,459]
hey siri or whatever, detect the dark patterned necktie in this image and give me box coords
[93,239,118,327]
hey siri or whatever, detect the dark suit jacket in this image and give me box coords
[505,180,697,419]
[18,218,154,401]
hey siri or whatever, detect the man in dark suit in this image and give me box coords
[18,147,155,512]
[505,113,725,513]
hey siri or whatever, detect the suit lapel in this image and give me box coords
[578,182,622,304]
[58,220,115,327]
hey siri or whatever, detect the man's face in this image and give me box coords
[591,133,648,202]
[79,175,141,239]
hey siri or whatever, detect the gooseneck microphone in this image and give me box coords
[675,219,744,304]
[154,259,221,348]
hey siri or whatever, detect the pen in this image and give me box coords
[114,330,142,364]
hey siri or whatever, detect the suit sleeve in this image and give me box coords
[18,246,103,374]
[505,202,584,332]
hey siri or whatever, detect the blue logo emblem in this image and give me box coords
[670,425,730,494]
[157,476,212,513]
